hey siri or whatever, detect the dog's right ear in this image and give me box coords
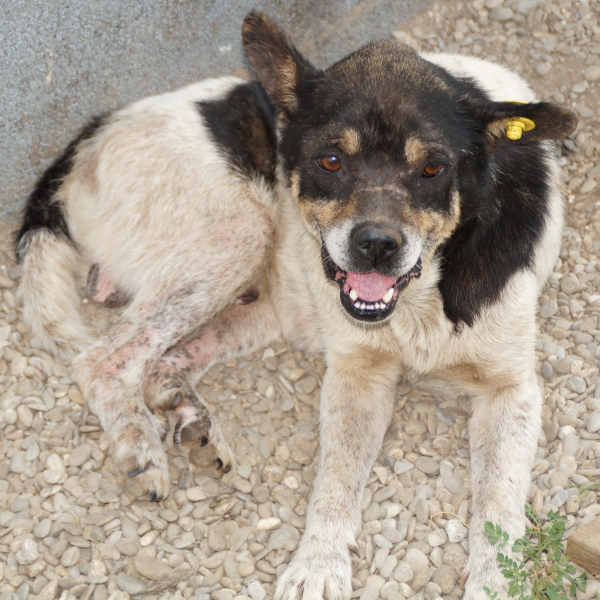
[242,11,318,119]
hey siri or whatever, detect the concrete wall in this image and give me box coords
[1,0,431,218]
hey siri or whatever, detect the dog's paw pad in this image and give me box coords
[275,546,352,600]
[173,399,234,475]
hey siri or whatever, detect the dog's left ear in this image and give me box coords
[466,99,578,150]
[242,11,318,119]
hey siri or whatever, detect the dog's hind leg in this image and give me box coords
[144,287,281,475]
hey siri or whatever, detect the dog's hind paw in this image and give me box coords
[115,420,171,501]
[172,391,234,475]
[275,544,352,600]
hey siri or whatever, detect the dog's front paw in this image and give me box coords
[463,537,510,600]
[172,392,234,475]
[275,543,352,600]
[115,416,170,502]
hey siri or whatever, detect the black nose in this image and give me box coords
[351,224,402,267]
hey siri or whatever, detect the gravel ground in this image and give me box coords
[1,1,600,599]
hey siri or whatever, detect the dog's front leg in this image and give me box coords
[276,350,400,600]
[464,373,541,600]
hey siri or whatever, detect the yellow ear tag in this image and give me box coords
[504,101,535,140]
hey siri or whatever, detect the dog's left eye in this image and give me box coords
[318,156,341,171]
[422,163,444,177]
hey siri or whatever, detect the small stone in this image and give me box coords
[360,575,385,600]
[584,66,600,81]
[373,533,393,549]
[36,581,59,600]
[427,529,447,547]
[186,487,207,502]
[405,547,429,572]
[231,476,253,494]
[69,444,93,467]
[213,590,236,600]
[16,539,39,565]
[140,531,157,547]
[563,433,581,456]
[16,404,33,427]
[88,559,108,578]
[539,300,558,318]
[443,543,467,569]
[411,566,429,591]
[574,103,594,119]
[372,485,396,503]
[551,489,568,507]
[61,547,80,568]
[247,581,267,600]
[445,519,467,543]
[560,275,580,294]
[174,531,196,549]
[393,561,413,583]
[432,565,459,594]
[133,556,174,580]
[535,62,552,76]
[543,422,559,443]
[34,518,52,539]
[581,180,597,194]
[415,496,429,523]
[256,517,281,530]
[586,412,600,433]
[567,377,586,394]
[489,6,513,20]
[435,408,455,425]
[116,574,146,595]
[10,451,27,474]
[415,456,439,475]
[115,538,138,556]
[541,362,554,380]
[394,459,414,475]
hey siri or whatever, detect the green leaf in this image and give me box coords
[547,588,559,600]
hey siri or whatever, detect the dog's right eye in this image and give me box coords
[422,163,444,177]
[318,156,341,171]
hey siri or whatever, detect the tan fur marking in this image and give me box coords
[334,128,361,156]
[404,137,428,164]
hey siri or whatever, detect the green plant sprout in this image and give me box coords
[483,506,589,600]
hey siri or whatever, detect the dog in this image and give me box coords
[16,11,577,600]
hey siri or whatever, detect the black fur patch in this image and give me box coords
[438,142,551,327]
[198,81,277,186]
[15,115,108,261]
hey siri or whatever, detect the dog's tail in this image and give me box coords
[15,118,106,359]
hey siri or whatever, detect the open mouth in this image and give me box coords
[321,245,422,322]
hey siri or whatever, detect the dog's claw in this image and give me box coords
[223,463,231,474]
[171,391,183,409]
[128,460,152,477]
[200,435,209,447]
[216,457,223,470]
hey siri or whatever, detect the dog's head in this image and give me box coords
[242,12,577,324]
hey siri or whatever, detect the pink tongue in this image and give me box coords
[344,271,398,301]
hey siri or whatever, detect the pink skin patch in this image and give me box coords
[343,271,398,302]
[101,345,135,376]
[93,266,118,303]
[174,404,198,426]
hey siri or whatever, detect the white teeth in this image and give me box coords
[360,303,367,310]
[354,301,361,309]
[349,289,358,301]
[382,287,394,304]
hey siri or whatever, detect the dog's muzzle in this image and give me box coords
[321,245,422,322]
